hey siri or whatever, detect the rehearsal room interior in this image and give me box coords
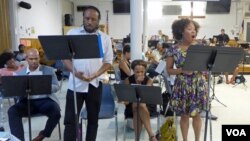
[0,0,250,141]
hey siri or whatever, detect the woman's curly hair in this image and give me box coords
[0,52,14,68]
[172,18,200,41]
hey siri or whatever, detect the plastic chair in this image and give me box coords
[79,84,118,141]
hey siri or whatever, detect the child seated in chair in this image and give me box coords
[123,59,157,141]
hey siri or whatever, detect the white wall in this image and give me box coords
[9,0,247,50]
[9,0,73,50]
[73,0,130,38]
[17,0,62,38]
[72,0,245,40]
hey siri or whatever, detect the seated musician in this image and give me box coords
[7,48,61,141]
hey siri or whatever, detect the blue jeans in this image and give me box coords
[63,83,102,141]
[8,98,61,141]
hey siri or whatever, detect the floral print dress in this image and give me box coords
[167,45,208,117]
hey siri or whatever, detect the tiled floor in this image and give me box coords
[1,74,250,141]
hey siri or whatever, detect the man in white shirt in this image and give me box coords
[63,6,113,141]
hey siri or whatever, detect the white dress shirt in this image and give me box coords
[67,26,113,92]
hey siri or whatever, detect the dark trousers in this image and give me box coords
[64,83,102,141]
[8,98,61,141]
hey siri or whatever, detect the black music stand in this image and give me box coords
[38,34,103,141]
[1,75,52,141]
[183,45,244,141]
[113,84,162,141]
[148,40,159,48]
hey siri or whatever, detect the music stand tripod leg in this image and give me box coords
[211,95,227,107]
[71,59,81,141]
[210,116,213,141]
[136,98,140,141]
[209,99,213,141]
[211,76,227,107]
[204,71,213,141]
[26,87,32,141]
[28,98,32,141]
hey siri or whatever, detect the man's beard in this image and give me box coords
[84,25,98,33]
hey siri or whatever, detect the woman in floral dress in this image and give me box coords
[166,18,208,141]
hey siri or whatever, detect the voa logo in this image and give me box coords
[226,129,246,136]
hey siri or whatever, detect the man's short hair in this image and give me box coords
[18,44,25,50]
[83,5,101,20]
